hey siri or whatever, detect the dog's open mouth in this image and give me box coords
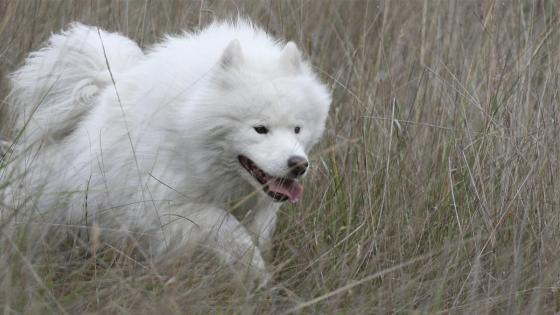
[238,155,303,202]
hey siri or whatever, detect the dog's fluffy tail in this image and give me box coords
[8,23,144,146]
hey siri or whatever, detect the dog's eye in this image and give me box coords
[294,126,301,134]
[254,126,269,134]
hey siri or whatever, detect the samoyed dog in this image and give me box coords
[3,20,331,286]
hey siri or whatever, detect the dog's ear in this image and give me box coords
[280,42,302,74]
[220,39,244,69]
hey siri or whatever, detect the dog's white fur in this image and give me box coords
[3,20,331,285]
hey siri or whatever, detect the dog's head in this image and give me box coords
[198,40,331,203]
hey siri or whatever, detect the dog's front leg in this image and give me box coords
[247,202,279,260]
[161,205,270,287]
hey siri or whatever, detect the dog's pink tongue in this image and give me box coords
[268,179,303,202]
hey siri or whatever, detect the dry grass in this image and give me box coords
[2,0,560,313]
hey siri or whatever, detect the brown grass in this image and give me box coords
[2,0,560,313]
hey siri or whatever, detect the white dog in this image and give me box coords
[3,20,331,285]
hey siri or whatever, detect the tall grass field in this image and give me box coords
[1,0,560,313]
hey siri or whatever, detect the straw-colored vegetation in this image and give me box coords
[1,0,560,313]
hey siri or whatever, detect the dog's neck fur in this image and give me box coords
[161,128,278,220]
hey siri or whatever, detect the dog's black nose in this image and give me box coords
[287,156,308,177]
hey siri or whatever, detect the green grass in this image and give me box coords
[2,0,560,313]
